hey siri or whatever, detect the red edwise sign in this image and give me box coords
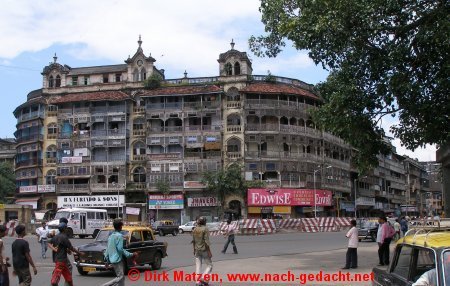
[247,189,332,206]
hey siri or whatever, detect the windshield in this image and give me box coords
[357,220,378,229]
[54,211,70,220]
[95,230,129,242]
[444,251,450,286]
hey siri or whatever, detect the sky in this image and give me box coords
[0,0,436,161]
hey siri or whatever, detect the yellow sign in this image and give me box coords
[0,204,4,209]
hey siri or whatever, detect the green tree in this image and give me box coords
[202,163,266,211]
[156,178,171,195]
[143,73,163,89]
[0,162,16,203]
[250,0,449,171]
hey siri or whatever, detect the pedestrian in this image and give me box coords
[221,219,238,254]
[35,221,49,259]
[400,216,408,237]
[11,225,37,286]
[0,225,10,286]
[48,217,72,286]
[102,219,138,286]
[393,219,401,242]
[377,216,394,266]
[48,222,84,286]
[192,217,213,286]
[342,219,358,269]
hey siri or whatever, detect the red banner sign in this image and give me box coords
[247,189,332,206]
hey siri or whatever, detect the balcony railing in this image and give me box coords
[226,125,242,132]
[16,134,43,143]
[91,129,126,137]
[58,184,89,193]
[132,154,147,161]
[226,152,242,159]
[92,155,126,162]
[226,101,241,108]
[17,111,45,122]
[16,159,42,168]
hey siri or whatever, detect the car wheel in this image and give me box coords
[77,267,88,276]
[172,230,177,236]
[66,228,74,238]
[92,229,100,239]
[151,252,162,270]
[371,233,376,242]
[179,229,184,234]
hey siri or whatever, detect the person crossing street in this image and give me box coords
[35,221,49,259]
[221,219,238,254]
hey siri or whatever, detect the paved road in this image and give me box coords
[3,231,379,285]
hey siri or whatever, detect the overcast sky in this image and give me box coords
[0,0,436,161]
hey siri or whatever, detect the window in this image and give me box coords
[444,251,450,286]
[87,212,95,219]
[234,62,241,75]
[140,68,146,80]
[133,167,146,183]
[142,230,153,241]
[412,248,436,283]
[224,63,232,76]
[72,76,78,86]
[133,68,139,81]
[83,76,90,85]
[47,124,58,135]
[103,74,109,83]
[49,76,54,88]
[249,163,257,170]
[115,73,121,82]
[46,169,56,185]
[55,75,61,87]
[130,231,142,242]
[392,245,413,279]
[95,212,105,220]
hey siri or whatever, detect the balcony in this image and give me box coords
[226,101,241,108]
[226,125,242,132]
[129,182,147,190]
[90,183,126,191]
[226,152,242,159]
[91,129,126,138]
[16,159,42,168]
[132,129,146,137]
[16,134,43,144]
[58,184,89,193]
[133,106,145,114]
[132,154,147,161]
[147,153,182,160]
[17,111,45,123]
[92,155,126,163]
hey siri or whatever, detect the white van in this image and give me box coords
[47,208,108,238]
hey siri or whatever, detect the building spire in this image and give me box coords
[184,70,188,78]
[230,39,235,50]
[138,35,142,48]
[53,53,57,63]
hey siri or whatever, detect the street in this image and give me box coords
[2,231,381,285]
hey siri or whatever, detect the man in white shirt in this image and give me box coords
[342,219,358,269]
[35,221,49,259]
[412,268,437,286]
[221,219,238,254]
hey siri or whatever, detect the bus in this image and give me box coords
[47,208,108,238]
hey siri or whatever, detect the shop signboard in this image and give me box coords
[247,189,332,206]
[57,195,125,208]
[149,194,184,209]
[187,197,218,207]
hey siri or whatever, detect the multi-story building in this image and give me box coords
[436,143,449,217]
[403,157,430,216]
[0,138,16,165]
[421,161,443,215]
[13,37,360,222]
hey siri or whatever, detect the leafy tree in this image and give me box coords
[250,0,449,171]
[202,163,266,211]
[0,162,16,203]
[155,178,170,195]
[143,73,163,89]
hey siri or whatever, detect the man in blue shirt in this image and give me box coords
[102,219,138,286]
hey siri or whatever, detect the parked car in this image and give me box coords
[206,222,221,232]
[372,229,450,285]
[73,226,168,276]
[357,219,378,242]
[152,220,179,236]
[179,221,197,233]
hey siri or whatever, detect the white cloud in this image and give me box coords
[0,0,261,78]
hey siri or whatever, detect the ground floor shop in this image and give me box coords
[247,188,333,218]
[148,193,184,224]
[184,195,220,223]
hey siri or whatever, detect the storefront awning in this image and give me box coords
[15,197,40,209]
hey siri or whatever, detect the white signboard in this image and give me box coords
[19,186,37,193]
[38,185,56,193]
[73,148,89,157]
[61,156,82,164]
[356,196,376,206]
[57,195,125,208]
[187,197,219,207]
[126,207,140,215]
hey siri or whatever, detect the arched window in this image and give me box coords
[133,167,146,183]
[46,169,56,185]
[227,137,241,152]
[133,141,146,156]
[47,123,58,136]
[234,62,241,75]
[227,114,241,126]
[226,87,240,101]
[55,75,61,87]
[46,145,57,159]
[224,63,232,76]
[49,76,54,88]
[133,68,139,81]
[140,68,146,81]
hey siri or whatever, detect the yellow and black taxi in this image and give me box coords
[74,226,168,276]
[372,229,450,285]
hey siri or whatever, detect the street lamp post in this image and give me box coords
[313,165,331,218]
[354,178,357,219]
